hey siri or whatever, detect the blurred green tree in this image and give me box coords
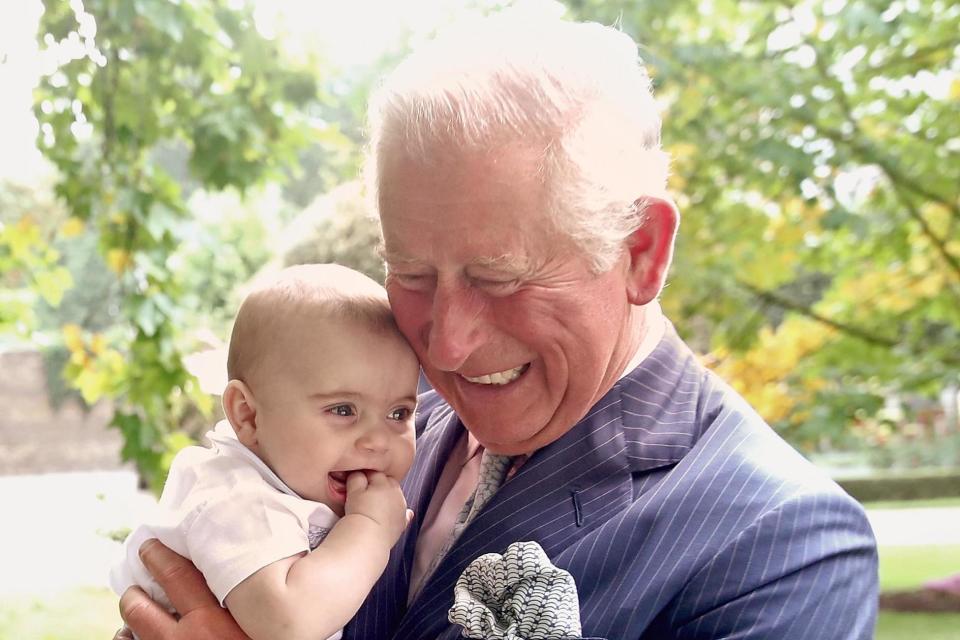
[32,0,319,491]
[567,0,960,448]
[281,181,385,283]
[0,180,73,338]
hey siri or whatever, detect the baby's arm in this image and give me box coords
[224,471,410,640]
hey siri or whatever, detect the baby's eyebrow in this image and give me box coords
[308,391,364,402]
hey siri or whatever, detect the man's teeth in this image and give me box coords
[463,365,526,385]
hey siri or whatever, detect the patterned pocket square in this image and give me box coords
[448,541,582,640]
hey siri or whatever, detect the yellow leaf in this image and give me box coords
[950,78,960,101]
[107,248,131,274]
[16,215,37,233]
[90,333,106,355]
[75,366,106,404]
[63,323,84,353]
[103,349,126,377]
[668,172,687,191]
[61,217,85,237]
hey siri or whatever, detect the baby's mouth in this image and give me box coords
[328,471,349,501]
[328,469,382,501]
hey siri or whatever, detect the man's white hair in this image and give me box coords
[366,13,670,271]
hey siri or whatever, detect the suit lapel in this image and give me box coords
[392,387,636,640]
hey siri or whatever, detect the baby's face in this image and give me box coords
[249,316,419,515]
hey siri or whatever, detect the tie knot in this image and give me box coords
[477,450,513,489]
[470,450,514,521]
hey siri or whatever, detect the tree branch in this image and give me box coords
[889,180,960,283]
[737,279,898,348]
[866,40,960,75]
[739,279,960,367]
[801,45,960,286]
[796,40,960,226]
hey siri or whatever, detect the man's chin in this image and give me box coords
[462,418,555,455]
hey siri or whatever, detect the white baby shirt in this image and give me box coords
[110,420,340,637]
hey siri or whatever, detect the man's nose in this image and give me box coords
[425,280,485,372]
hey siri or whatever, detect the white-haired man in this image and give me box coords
[116,14,878,640]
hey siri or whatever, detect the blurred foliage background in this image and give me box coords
[2,1,959,637]
[0,0,957,491]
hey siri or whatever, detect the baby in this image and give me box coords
[111,263,419,640]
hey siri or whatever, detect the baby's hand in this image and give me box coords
[344,471,412,543]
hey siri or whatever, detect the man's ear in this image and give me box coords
[624,196,679,305]
[222,379,259,450]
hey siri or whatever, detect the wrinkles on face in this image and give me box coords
[379,148,639,454]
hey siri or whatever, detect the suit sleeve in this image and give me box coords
[664,490,878,639]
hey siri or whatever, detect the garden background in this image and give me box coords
[1,0,958,637]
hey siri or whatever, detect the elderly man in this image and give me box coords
[116,14,877,640]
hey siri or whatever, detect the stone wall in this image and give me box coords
[0,349,125,475]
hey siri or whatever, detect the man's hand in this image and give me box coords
[344,471,412,543]
[113,539,250,640]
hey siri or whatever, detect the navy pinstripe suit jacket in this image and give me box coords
[345,325,878,639]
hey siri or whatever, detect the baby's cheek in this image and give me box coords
[399,436,417,475]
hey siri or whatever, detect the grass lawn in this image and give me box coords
[879,544,960,592]
[864,497,960,510]
[876,543,960,640]
[875,611,960,639]
[3,542,958,640]
[0,587,120,640]
[1,584,959,640]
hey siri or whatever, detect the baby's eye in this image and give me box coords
[329,404,356,417]
[388,407,413,421]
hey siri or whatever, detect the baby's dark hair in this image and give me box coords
[226,264,401,384]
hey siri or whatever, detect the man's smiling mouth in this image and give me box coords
[461,364,529,385]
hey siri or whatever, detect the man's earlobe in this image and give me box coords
[625,196,679,305]
[222,380,259,449]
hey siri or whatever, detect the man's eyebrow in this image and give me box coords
[376,244,418,266]
[378,245,531,272]
[467,254,535,275]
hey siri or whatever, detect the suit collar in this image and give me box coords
[614,320,702,473]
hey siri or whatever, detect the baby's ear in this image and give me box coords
[222,379,259,449]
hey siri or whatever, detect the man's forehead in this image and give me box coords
[378,144,545,194]
[378,245,532,271]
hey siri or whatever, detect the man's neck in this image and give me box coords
[618,301,664,382]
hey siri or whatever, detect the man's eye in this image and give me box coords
[388,407,413,421]
[329,405,355,417]
[390,272,433,291]
[473,278,519,295]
